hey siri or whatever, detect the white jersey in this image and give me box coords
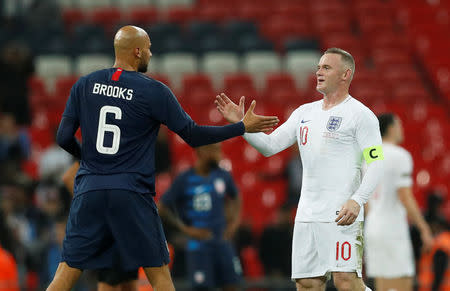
[365,143,413,239]
[244,95,382,222]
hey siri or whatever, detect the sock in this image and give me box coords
[365,287,372,291]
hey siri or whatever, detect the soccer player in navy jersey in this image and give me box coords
[158,143,242,291]
[46,25,279,291]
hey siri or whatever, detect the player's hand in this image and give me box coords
[335,199,360,226]
[242,100,279,133]
[182,225,213,240]
[215,93,245,123]
[420,227,434,253]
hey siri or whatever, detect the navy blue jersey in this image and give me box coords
[63,68,193,195]
[161,167,238,240]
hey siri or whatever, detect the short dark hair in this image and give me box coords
[377,113,396,137]
[324,47,355,79]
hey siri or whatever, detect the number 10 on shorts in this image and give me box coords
[336,241,351,261]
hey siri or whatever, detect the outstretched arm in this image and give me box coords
[215,93,298,157]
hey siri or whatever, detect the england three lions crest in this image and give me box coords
[327,116,342,132]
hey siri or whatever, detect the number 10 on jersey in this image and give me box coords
[299,126,308,145]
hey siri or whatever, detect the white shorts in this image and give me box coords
[364,235,415,278]
[291,222,363,280]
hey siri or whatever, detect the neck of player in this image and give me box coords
[195,161,214,177]
[322,90,349,110]
[113,60,137,72]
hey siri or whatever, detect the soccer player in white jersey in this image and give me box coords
[215,48,384,291]
[364,113,433,291]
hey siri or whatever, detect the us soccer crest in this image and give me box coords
[327,116,342,132]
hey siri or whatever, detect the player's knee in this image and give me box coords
[333,273,357,291]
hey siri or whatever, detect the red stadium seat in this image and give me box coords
[126,7,159,26]
[196,4,233,23]
[314,18,352,35]
[382,65,422,88]
[392,83,430,104]
[358,16,394,36]
[261,16,312,50]
[90,8,122,35]
[237,3,271,23]
[372,49,411,68]
[62,8,85,33]
[273,2,308,18]
[265,73,296,95]
[167,6,195,25]
[224,73,254,91]
[182,73,213,96]
[28,76,48,97]
[55,75,78,98]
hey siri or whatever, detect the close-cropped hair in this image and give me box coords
[324,47,355,79]
[377,113,396,137]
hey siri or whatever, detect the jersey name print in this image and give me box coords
[92,82,134,100]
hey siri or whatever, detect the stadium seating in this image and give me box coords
[201,52,240,89]
[35,55,72,83]
[243,51,282,90]
[160,53,197,90]
[284,51,321,89]
[74,54,114,76]
[78,0,112,9]
[154,0,194,10]
[116,0,152,9]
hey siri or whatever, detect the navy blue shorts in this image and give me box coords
[186,240,242,288]
[62,189,169,271]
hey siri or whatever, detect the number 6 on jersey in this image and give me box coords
[96,105,122,155]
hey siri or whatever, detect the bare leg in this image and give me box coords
[46,262,82,291]
[295,277,327,291]
[332,272,365,291]
[375,277,413,291]
[143,264,175,291]
[120,280,138,291]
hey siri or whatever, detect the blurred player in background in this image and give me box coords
[364,113,433,291]
[216,48,383,291]
[46,25,279,291]
[62,161,139,291]
[158,143,242,291]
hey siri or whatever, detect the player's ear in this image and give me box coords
[135,48,141,58]
[342,68,351,81]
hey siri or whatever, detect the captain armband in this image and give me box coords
[363,145,384,164]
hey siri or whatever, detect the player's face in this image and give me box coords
[393,117,404,144]
[316,53,346,95]
[196,143,222,166]
[138,37,151,73]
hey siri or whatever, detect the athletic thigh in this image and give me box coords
[62,190,115,270]
[106,190,170,270]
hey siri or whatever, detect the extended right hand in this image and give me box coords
[182,225,213,240]
[215,93,279,133]
[243,100,279,133]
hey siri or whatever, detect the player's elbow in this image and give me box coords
[56,129,71,148]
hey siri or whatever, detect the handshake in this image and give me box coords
[214,93,279,133]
